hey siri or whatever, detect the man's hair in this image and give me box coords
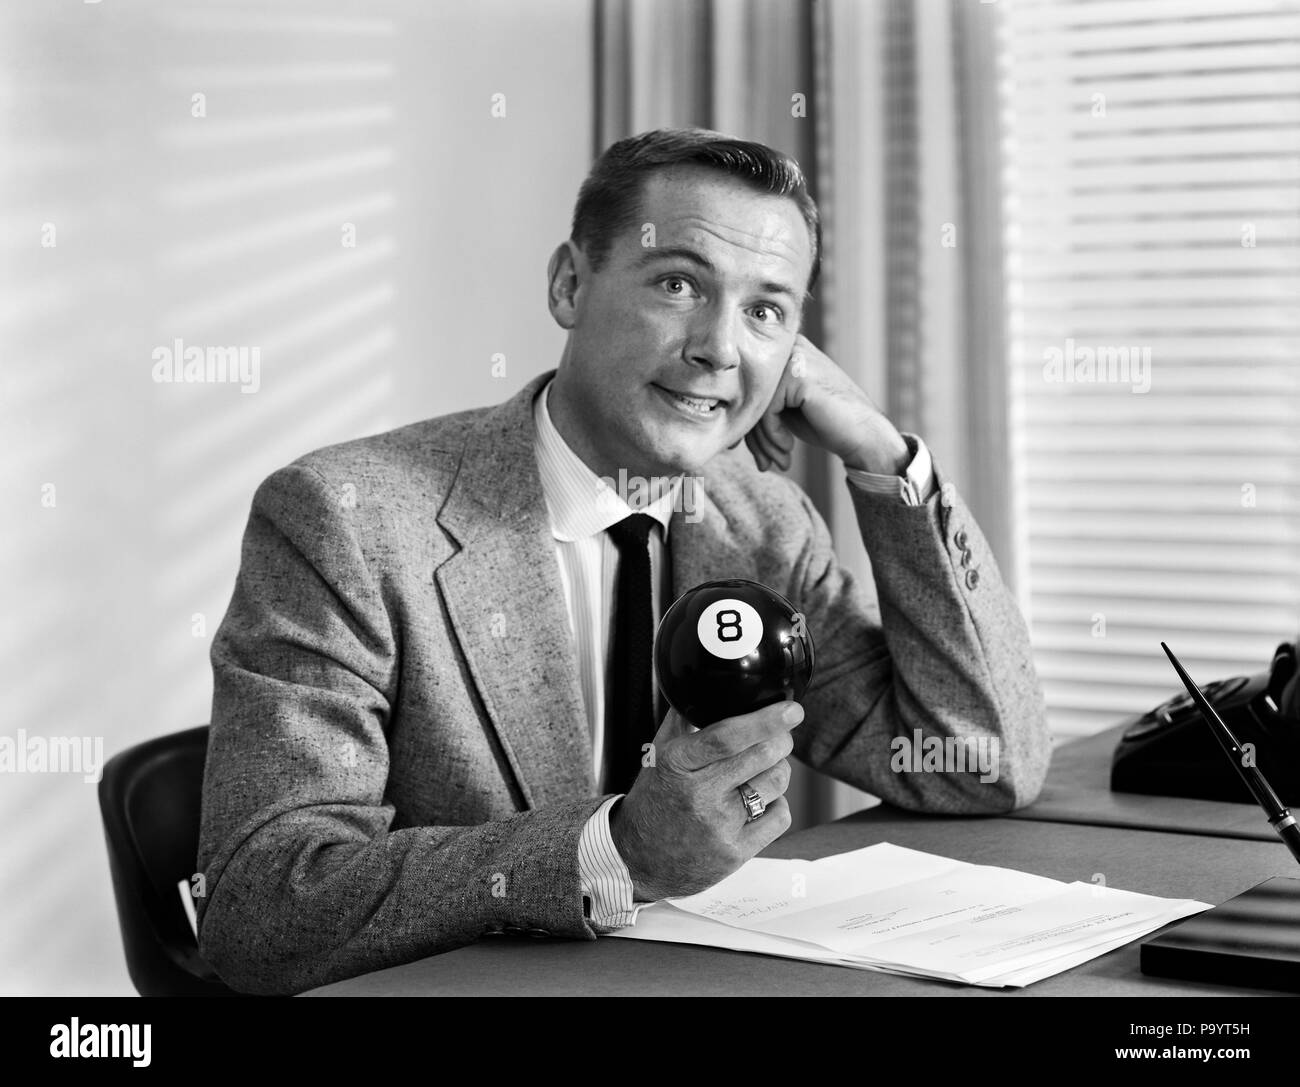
[570,128,821,295]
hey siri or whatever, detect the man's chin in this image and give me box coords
[655,438,731,476]
[637,422,745,475]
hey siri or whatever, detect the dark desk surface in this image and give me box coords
[305,806,1294,997]
[1007,725,1276,842]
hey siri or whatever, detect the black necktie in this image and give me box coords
[604,513,658,794]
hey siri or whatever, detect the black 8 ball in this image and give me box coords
[653,578,815,727]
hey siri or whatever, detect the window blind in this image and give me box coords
[997,0,1300,739]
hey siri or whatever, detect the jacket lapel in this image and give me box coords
[434,372,594,808]
[433,373,756,808]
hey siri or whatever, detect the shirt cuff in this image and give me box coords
[578,796,650,931]
[844,432,936,506]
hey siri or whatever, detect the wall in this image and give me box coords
[0,0,594,995]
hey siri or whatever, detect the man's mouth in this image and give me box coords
[655,385,728,417]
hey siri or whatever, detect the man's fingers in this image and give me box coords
[741,795,793,847]
[750,415,791,471]
[644,708,692,763]
[741,758,792,808]
[744,428,770,472]
[653,707,690,743]
[714,728,796,791]
[766,411,795,452]
[672,701,804,771]
[634,708,691,778]
[748,423,785,472]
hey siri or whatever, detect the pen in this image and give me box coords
[1161,641,1300,867]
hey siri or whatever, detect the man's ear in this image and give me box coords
[547,241,582,330]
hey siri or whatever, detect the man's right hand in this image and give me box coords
[608,700,803,902]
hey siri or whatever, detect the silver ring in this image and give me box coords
[738,782,767,823]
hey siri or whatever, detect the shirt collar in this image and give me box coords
[533,378,680,544]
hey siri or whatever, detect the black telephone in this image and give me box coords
[1111,640,1300,805]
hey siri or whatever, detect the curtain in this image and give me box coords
[816,0,1014,582]
[811,0,1015,819]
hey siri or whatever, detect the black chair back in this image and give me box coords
[98,725,239,996]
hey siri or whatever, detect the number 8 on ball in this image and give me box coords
[696,599,764,659]
[654,578,815,727]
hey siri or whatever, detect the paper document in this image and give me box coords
[608,843,1209,987]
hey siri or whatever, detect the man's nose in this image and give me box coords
[684,304,740,371]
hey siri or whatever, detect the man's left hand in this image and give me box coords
[744,334,910,475]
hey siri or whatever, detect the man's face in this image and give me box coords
[548,165,813,479]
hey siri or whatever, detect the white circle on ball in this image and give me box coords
[696,599,764,660]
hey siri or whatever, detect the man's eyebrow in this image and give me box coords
[637,245,802,303]
[636,246,715,272]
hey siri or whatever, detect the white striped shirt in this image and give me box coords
[532,377,936,929]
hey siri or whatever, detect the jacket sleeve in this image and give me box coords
[787,461,1052,814]
[196,463,605,995]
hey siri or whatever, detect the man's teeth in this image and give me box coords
[670,391,720,411]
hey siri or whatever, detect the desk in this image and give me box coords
[305,806,1293,996]
[1007,725,1277,842]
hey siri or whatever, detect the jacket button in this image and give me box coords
[525,927,551,938]
[965,568,980,590]
[954,528,969,549]
[960,548,974,568]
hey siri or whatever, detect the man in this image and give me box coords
[196,129,1051,996]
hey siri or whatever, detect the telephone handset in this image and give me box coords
[1111,641,1300,805]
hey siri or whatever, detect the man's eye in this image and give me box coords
[660,276,696,297]
[750,303,783,324]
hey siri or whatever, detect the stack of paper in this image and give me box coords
[608,843,1210,987]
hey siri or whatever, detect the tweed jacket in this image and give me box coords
[196,369,1051,994]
